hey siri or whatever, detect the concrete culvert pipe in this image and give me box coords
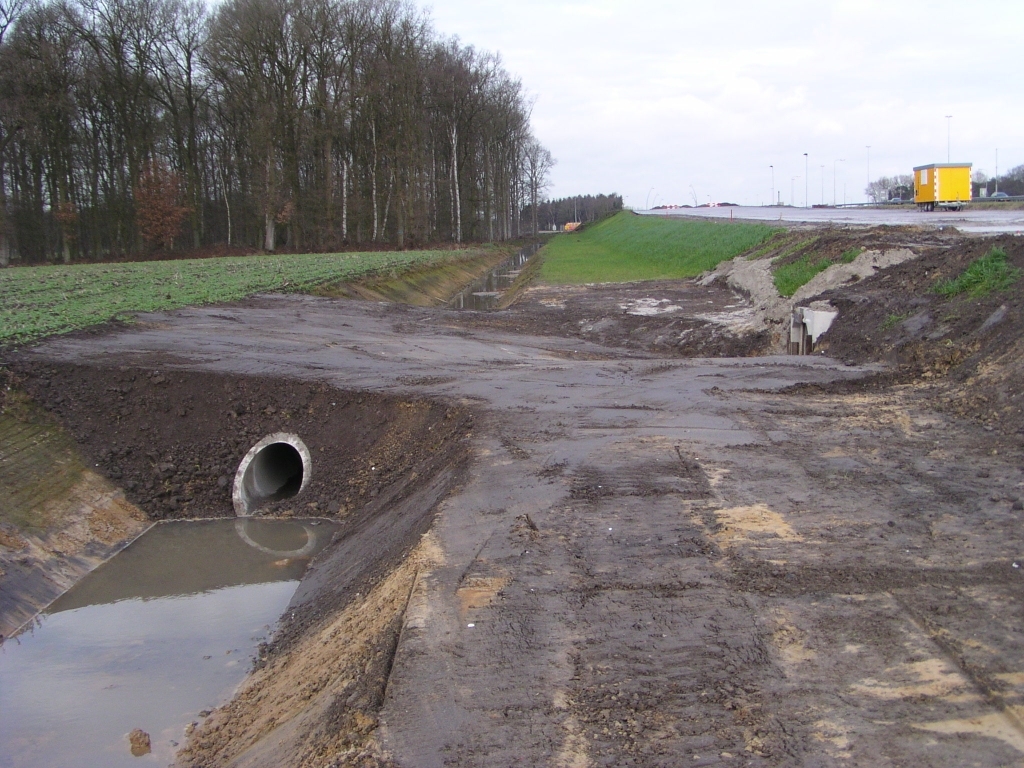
[233,433,312,517]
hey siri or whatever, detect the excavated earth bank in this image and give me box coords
[4,224,1024,767]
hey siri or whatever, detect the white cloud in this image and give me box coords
[427,0,1024,206]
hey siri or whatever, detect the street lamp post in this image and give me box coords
[833,159,845,206]
[945,115,952,162]
[803,153,809,208]
[645,187,655,210]
[769,165,775,208]
[866,146,871,202]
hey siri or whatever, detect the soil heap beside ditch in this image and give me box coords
[814,234,1024,439]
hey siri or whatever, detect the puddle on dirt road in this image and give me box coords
[448,243,540,310]
[0,517,338,767]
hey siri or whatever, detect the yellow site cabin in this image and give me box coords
[913,163,972,211]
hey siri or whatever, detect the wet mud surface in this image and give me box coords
[457,279,771,358]
[5,236,1024,766]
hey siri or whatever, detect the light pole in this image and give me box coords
[996,148,999,194]
[803,153,809,208]
[833,159,844,206]
[866,146,871,202]
[769,165,775,208]
[645,187,655,210]
[945,115,952,162]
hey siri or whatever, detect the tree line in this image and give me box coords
[0,0,554,264]
[973,165,1024,198]
[524,193,622,230]
[864,175,913,203]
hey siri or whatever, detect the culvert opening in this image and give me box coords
[233,433,312,516]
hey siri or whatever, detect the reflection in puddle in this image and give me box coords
[0,518,337,767]
[448,243,540,310]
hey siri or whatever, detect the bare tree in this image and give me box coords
[523,135,554,235]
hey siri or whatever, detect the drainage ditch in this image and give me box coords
[0,517,339,767]
[448,242,541,310]
[1,361,473,764]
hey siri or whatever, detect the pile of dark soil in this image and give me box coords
[766,225,954,268]
[816,234,1024,437]
[9,362,472,521]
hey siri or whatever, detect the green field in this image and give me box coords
[539,212,780,284]
[0,248,487,346]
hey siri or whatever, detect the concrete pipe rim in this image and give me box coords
[232,432,312,517]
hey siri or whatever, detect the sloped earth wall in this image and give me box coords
[814,234,1024,439]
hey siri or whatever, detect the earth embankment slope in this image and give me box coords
[814,233,1024,438]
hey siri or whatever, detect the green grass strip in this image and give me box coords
[0,248,483,345]
[773,254,832,297]
[932,247,1021,298]
[840,247,863,264]
[540,212,780,284]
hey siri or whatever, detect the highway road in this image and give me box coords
[643,205,1024,234]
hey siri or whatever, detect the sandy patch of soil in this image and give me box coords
[176,535,444,768]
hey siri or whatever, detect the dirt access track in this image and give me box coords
[7,225,1024,767]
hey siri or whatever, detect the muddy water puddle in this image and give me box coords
[448,243,539,310]
[0,517,338,767]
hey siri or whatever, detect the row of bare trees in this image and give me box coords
[0,0,554,263]
[525,193,622,230]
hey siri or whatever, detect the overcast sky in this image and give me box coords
[426,0,1022,207]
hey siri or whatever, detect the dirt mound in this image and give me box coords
[815,234,1024,437]
[765,225,954,268]
[10,362,471,522]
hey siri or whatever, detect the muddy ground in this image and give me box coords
[3,224,1024,766]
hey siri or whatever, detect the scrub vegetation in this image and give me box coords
[539,212,779,284]
[0,248,488,345]
[932,247,1021,298]
[769,243,863,298]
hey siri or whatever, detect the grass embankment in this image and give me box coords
[0,248,492,346]
[539,212,779,284]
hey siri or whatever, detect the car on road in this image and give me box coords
[993,191,1010,198]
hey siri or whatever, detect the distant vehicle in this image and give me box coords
[889,197,904,204]
[913,163,972,211]
[992,191,1010,199]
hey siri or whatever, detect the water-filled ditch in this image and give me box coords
[0,517,338,767]
[448,243,540,310]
